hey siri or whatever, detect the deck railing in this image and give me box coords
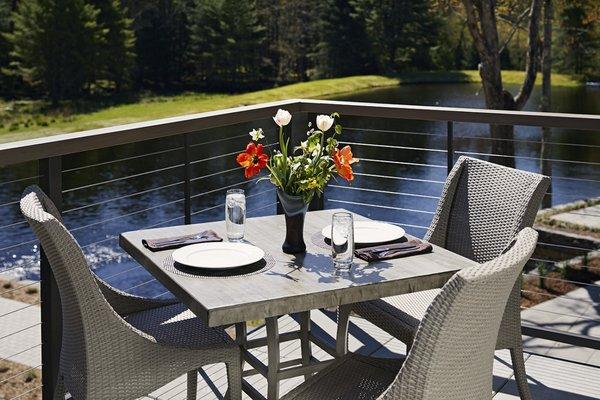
[0,99,598,399]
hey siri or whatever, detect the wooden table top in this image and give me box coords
[119,209,476,327]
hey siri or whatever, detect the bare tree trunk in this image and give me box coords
[540,0,553,207]
[462,0,543,168]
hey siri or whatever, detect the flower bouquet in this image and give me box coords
[236,109,358,253]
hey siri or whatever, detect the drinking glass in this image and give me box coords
[225,189,246,241]
[331,212,354,270]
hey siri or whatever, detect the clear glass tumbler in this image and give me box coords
[331,212,354,270]
[225,189,246,241]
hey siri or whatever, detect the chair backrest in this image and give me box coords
[20,186,120,395]
[425,156,549,263]
[383,227,538,400]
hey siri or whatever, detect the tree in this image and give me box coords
[275,0,319,82]
[540,0,552,207]
[188,0,268,90]
[310,0,374,79]
[355,0,440,72]
[0,0,16,97]
[130,0,192,90]
[7,0,104,102]
[460,0,543,167]
[90,0,135,91]
[555,0,599,78]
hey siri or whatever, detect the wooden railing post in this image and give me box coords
[183,134,192,224]
[447,121,454,174]
[39,156,63,400]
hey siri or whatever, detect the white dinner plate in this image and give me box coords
[172,242,265,270]
[322,221,406,245]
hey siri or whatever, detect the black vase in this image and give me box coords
[277,189,310,254]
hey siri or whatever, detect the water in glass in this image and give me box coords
[331,212,354,270]
[225,189,246,241]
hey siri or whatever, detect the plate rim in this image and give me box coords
[321,220,405,244]
[172,242,265,270]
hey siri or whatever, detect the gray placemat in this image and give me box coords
[163,251,276,279]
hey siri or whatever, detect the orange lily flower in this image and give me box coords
[236,142,269,178]
[333,145,358,181]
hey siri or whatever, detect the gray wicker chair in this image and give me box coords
[282,227,538,400]
[20,186,241,400]
[349,156,550,400]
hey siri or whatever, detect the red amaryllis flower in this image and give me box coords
[236,142,269,178]
[333,145,358,181]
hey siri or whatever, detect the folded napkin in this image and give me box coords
[355,239,432,262]
[142,230,222,251]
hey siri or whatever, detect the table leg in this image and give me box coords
[236,322,247,370]
[336,304,351,357]
[266,316,280,400]
[299,311,312,379]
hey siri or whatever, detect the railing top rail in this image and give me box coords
[0,98,598,167]
[298,99,600,130]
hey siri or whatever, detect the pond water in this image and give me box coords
[1,82,598,297]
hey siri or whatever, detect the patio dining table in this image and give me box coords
[119,208,476,400]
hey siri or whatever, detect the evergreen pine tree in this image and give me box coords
[0,0,15,97]
[354,0,439,72]
[89,0,135,92]
[131,0,192,89]
[556,0,599,77]
[275,0,319,83]
[8,0,104,102]
[310,0,374,79]
[189,0,268,90]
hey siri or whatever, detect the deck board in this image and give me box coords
[143,310,600,400]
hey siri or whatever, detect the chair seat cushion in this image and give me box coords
[281,354,403,400]
[124,302,236,349]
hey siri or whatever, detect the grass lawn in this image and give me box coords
[0,71,582,143]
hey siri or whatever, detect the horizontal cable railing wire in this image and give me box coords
[0,344,42,363]
[359,157,446,169]
[0,364,42,386]
[0,175,41,187]
[62,145,184,173]
[455,150,600,166]
[345,126,445,137]
[522,273,600,289]
[328,198,435,214]
[9,385,44,400]
[353,172,445,184]
[520,290,599,306]
[0,323,41,342]
[340,140,447,153]
[0,281,39,296]
[329,185,441,200]
[0,301,40,319]
[68,198,184,233]
[190,142,279,166]
[62,181,184,214]
[62,163,184,193]
[454,133,600,148]
[520,307,600,325]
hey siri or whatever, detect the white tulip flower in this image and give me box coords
[316,114,335,132]
[273,109,292,127]
[249,128,264,141]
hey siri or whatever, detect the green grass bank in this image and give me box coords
[0,71,582,144]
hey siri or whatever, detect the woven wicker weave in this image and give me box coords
[282,228,538,400]
[351,156,550,400]
[20,186,241,400]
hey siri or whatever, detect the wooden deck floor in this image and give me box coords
[143,310,600,400]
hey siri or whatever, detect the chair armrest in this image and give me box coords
[94,274,178,316]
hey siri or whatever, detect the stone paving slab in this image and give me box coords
[0,296,41,367]
[550,204,600,230]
